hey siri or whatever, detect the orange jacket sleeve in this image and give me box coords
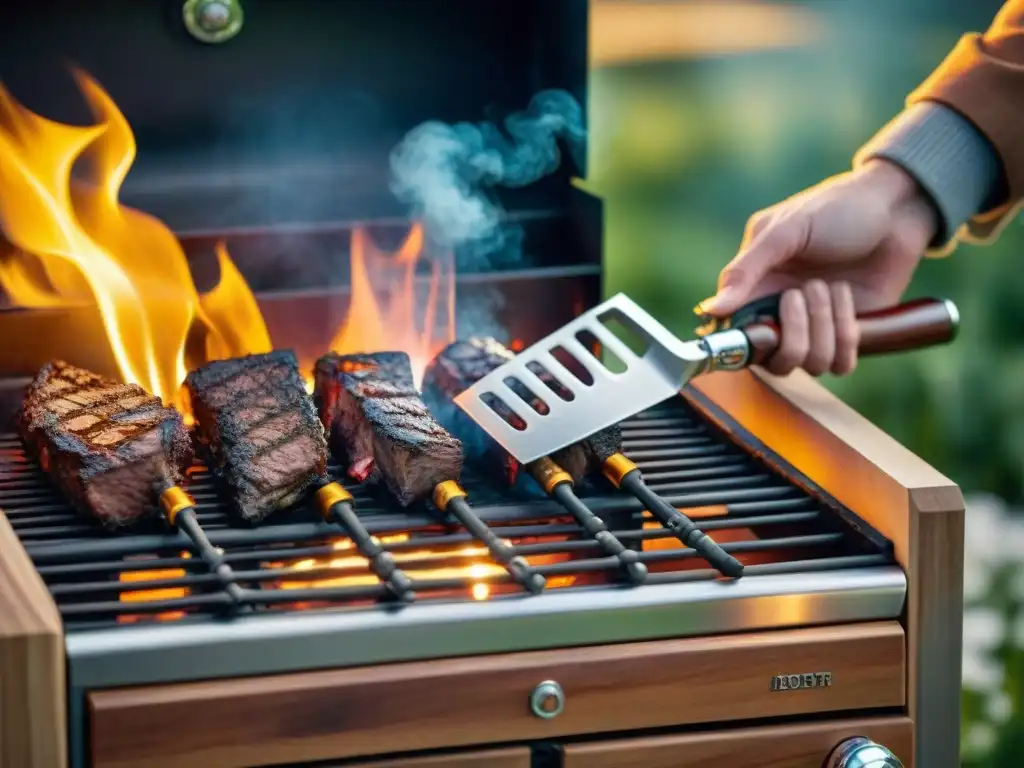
[909,1,1024,238]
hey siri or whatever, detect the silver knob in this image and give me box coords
[825,737,904,768]
[183,0,244,44]
[529,680,565,719]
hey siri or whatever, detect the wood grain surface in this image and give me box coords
[563,715,914,768]
[691,368,964,768]
[0,508,67,768]
[342,747,530,768]
[89,621,905,768]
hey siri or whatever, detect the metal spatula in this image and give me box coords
[453,292,960,464]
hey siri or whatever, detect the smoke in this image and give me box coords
[451,288,508,344]
[388,89,585,270]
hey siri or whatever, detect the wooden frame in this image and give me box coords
[88,621,904,768]
[0,511,67,768]
[690,369,965,768]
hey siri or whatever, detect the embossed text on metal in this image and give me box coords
[769,671,832,691]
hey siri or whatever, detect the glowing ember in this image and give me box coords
[266,531,580,602]
[117,553,191,623]
[0,70,271,410]
[269,534,504,601]
[328,224,455,386]
[641,507,770,570]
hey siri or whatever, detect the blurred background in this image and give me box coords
[583,0,1022,764]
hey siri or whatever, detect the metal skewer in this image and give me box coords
[432,480,547,594]
[315,479,416,603]
[599,453,745,578]
[158,485,248,608]
[527,458,648,584]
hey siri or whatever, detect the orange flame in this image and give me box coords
[0,69,271,408]
[116,531,579,623]
[0,69,455,402]
[269,532,577,602]
[270,534,504,601]
[328,224,456,384]
[199,241,273,363]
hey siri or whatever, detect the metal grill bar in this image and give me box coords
[0,398,895,630]
[41,523,842,600]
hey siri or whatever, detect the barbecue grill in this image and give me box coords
[0,2,964,768]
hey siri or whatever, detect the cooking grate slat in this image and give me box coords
[0,397,895,630]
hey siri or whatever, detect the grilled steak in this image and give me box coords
[17,360,193,529]
[314,351,463,506]
[421,338,621,486]
[583,422,623,467]
[186,350,327,523]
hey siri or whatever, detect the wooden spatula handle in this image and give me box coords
[738,296,960,367]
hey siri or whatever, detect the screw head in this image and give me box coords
[197,1,231,31]
[529,680,565,720]
[183,0,244,44]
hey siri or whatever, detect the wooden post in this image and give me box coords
[690,368,964,768]
[0,508,67,768]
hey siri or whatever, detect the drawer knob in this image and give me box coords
[529,680,565,719]
[825,737,904,768]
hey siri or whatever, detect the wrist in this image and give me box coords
[859,159,924,207]
[859,159,940,244]
[853,102,1003,248]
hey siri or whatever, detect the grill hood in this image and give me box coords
[0,0,590,232]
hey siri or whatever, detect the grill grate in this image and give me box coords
[0,396,895,631]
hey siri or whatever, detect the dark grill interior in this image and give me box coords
[0,0,589,232]
[0,395,896,632]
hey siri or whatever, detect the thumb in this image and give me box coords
[700,214,809,317]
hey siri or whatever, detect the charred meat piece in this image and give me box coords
[186,350,327,523]
[17,360,193,529]
[314,351,463,506]
[421,338,620,486]
[314,352,413,483]
[580,421,623,470]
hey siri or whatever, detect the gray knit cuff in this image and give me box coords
[854,102,1004,247]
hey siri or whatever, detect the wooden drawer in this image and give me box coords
[88,621,906,768]
[345,747,530,768]
[563,716,914,768]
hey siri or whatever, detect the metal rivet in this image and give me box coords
[825,736,903,768]
[199,2,231,30]
[529,680,565,720]
[183,0,244,44]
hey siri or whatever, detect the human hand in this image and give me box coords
[698,159,939,376]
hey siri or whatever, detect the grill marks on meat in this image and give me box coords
[314,352,411,483]
[17,361,193,529]
[421,338,621,485]
[186,350,327,523]
[315,352,463,506]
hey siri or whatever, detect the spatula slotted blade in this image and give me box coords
[454,294,709,464]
